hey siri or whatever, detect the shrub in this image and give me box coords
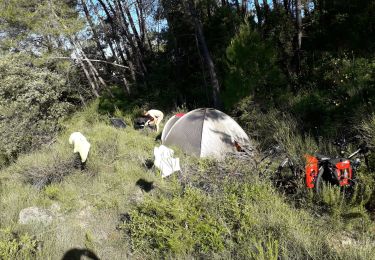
[121,152,372,259]
[0,53,76,163]
[0,228,39,259]
[232,97,318,164]
[121,188,226,258]
[294,55,375,136]
[18,150,74,190]
[359,114,375,210]
[43,184,61,200]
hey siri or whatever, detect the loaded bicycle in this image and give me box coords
[305,139,371,193]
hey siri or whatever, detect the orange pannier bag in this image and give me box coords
[305,155,318,188]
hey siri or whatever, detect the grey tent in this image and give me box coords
[162,108,252,158]
[161,113,185,143]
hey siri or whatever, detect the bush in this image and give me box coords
[17,149,74,190]
[0,53,76,163]
[359,114,375,210]
[0,228,39,259]
[294,54,375,136]
[232,97,318,163]
[121,188,226,258]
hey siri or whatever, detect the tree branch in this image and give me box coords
[45,56,130,69]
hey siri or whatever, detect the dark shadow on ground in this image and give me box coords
[136,178,154,192]
[155,132,162,141]
[143,158,154,169]
[61,248,100,260]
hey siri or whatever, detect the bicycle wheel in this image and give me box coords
[275,158,298,193]
[314,166,325,194]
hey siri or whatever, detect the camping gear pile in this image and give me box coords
[134,116,149,130]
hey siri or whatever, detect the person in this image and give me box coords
[144,109,164,132]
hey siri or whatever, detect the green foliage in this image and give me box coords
[0,0,84,52]
[359,115,375,210]
[294,54,375,135]
[0,53,75,162]
[122,188,226,257]
[249,237,279,260]
[233,97,318,161]
[319,184,346,216]
[43,184,61,200]
[122,170,375,259]
[98,85,154,117]
[361,113,375,149]
[0,227,38,259]
[223,23,286,108]
[304,0,375,52]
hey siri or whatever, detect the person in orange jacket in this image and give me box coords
[144,109,164,132]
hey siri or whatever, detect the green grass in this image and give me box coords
[0,102,164,259]
[0,101,374,259]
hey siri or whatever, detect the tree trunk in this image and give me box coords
[295,0,302,72]
[283,0,292,13]
[242,0,248,15]
[81,0,110,72]
[79,59,100,97]
[254,0,262,24]
[135,0,147,45]
[233,0,240,13]
[272,0,278,9]
[97,0,113,23]
[88,0,136,94]
[117,0,148,76]
[187,0,222,108]
[49,1,108,97]
[96,0,143,83]
[122,1,144,54]
[262,0,270,24]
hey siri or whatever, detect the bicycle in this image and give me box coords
[258,145,301,194]
[305,139,371,194]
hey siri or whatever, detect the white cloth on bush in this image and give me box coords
[154,145,180,178]
[69,132,91,162]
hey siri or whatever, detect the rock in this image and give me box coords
[49,202,62,215]
[130,189,144,204]
[341,236,355,246]
[19,207,53,225]
[76,206,93,229]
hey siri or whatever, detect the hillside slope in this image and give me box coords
[0,103,374,259]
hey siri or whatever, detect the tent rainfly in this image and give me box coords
[161,108,252,158]
[161,113,185,143]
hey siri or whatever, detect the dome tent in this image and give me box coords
[162,108,251,158]
[161,113,185,143]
